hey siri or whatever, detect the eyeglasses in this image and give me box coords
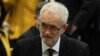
[39,23,63,32]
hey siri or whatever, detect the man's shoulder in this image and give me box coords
[62,34,89,48]
[16,35,40,46]
[19,26,39,39]
[61,34,89,56]
[12,35,41,56]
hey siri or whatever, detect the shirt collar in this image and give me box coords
[42,36,61,53]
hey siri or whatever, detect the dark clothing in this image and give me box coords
[19,26,39,39]
[12,34,89,56]
[74,0,99,30]
[71,0,100,56]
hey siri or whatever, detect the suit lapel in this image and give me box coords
[32,35,71,56]
[59,34,70,56]
[32,36,42,56]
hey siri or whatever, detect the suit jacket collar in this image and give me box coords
[59,34,69,56]
[32,36,42,56]
[33,34,69,56]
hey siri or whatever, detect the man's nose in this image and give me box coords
[44,28,51,35]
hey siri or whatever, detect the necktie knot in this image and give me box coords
[47,48,54,56]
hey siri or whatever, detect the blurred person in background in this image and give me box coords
[69,0,100,56]
[0,0,11,56]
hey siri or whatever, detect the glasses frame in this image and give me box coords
[38,22,64,32]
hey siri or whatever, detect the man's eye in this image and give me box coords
[42,23,47,27]
[51,26,55,28]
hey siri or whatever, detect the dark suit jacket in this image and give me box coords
[12,34,89,56]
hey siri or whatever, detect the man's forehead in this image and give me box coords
[40,11,61,20]
[39,11,63,27]
[40,18,58,27]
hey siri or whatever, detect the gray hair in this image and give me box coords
[39,2,69,24]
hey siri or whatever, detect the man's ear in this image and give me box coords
[61,24,68,33]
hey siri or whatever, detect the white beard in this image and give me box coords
[41,33,59,47]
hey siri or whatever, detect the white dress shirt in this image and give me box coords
[42,37,61,56]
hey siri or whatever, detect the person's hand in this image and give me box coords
[2,21,13,34]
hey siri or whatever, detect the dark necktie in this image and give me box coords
[47,49,54,56]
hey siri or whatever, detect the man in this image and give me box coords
[12,2,89,56]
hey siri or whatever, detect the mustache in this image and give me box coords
[42,34,53,38]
